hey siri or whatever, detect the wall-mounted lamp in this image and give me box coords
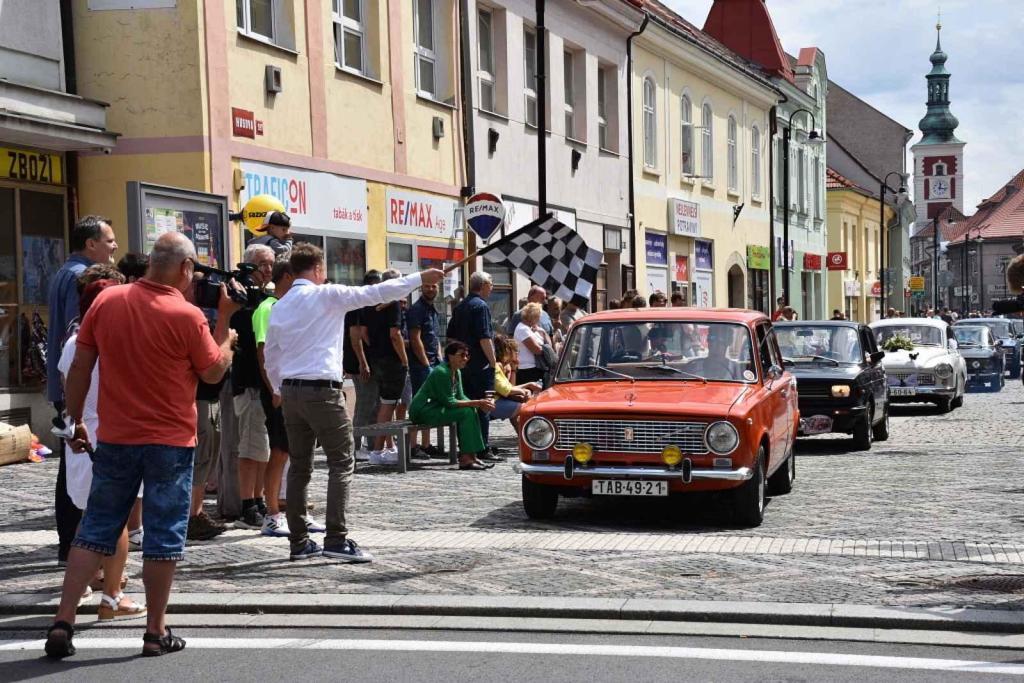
[571,148,582,173]
[488,128,499,156]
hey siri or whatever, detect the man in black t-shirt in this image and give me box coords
[229,244,274,530]
[365,270,410,458]
[348,270,381,458]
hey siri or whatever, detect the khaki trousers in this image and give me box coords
[280,384,354,552]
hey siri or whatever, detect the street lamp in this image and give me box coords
[879,171,908,319]
[781,108,825,309]
[960,226,984,314]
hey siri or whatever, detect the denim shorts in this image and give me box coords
[74,443,194,561]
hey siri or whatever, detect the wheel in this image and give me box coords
[1000,374,1006,390]
[522,475,558,520]
[1010,356,1021,379]
[951,378,964,408]
[767,447,795,496]
[852,406,873,450]
[936,397,953,413]
[733,447,766,528]
[872,402,890,441]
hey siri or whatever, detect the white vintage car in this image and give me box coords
[869,318,967,413]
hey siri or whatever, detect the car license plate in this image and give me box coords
[801,415,833,435]
[592,480,668,496]
[890,387,916,396]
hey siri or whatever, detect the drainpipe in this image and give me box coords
[768,93,788,309]
[625,12,649,277]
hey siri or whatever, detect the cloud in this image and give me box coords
[664,0,1024,211]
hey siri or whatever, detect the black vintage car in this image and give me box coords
[953,325,1005,391]
[954,318,1021,379]
[774,321,889,450]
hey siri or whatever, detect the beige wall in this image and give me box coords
[827,189,893,322]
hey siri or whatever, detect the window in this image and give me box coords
[751,125,761,198]
[333,0,366,73]
[642,77,656,168]
[681,94,694,176]
[524,27,537,127]
[701,102,713,181]
[236,0,295,49]
[933,161,947,176]
[797,147,806,213]
[813,157,822,219]
[774,137,782,205]
[596,64,617,152]
[477,8,495,112]
[597,67,608,149]
[413,0,436,97]
[727,115,738,191]
[563,50,575,138]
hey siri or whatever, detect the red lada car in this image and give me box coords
[513,309,799,527]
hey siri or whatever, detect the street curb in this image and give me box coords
[2,593,1022,634]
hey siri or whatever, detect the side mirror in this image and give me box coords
[869,351,886,364]
[766,364,783,381]
[995,339,1004,348]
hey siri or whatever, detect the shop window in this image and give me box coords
[236,0,296,50]
[0,187,66,388]
[291,233,365,287]
[484,265,513,332]
[418,245,463,340]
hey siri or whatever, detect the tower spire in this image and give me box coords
[918,10,960,144]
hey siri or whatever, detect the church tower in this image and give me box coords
[912,17,965,228]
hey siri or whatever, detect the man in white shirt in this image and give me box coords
[263,243,443,562]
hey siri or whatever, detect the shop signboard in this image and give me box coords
[827,251,848,270]
[695,240,713,270]
[464,192,504,242]
[803,253,822,270]
[870,281,882,297]
[645,231,668,266]
[908,275,926,292]
[239,159,367,235]
[1,146,62,185]
[669,198,700,238]
[386,188,459,240]
[844,280,861,297]
[674,255,689,282]
[747,245,770,270]
[694,270,713,308]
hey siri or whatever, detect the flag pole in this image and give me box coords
[536,0,547,215]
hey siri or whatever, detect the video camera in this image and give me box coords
[193,262,263,310]
[991,295,1024,315]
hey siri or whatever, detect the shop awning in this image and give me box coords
[0,80,118,152]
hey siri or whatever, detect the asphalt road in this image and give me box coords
[2,628,1024,682]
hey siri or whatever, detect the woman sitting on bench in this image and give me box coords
[409,341,496,471]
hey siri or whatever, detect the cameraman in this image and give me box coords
[250,211,293,258]
[230,244,275,531]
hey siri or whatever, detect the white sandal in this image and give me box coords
[77,586,93,607]
[97,591,147,621]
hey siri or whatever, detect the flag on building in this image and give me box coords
[481,214,602,308]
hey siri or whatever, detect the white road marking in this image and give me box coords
[1,637,1022,675]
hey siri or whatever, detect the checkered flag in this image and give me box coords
[481,214,602,308]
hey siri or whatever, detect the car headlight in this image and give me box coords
[705,421,739,455]
[831,384,851,398]
[523,417,556,450]
[934,363,953,379]
[971,360,981,369]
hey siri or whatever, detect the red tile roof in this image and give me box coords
[700,0,795,82]
[947,169,1024,244]
[826,167,872,196]
[913,206,969,241]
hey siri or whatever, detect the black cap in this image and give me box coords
[267,211,291,228]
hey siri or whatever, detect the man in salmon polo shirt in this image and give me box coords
[44,232,241,660]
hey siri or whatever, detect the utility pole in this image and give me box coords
[536,0,547,216]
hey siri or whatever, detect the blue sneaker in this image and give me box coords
[289,539,322,561]
[322,539,374,563]
[303,515,326,533]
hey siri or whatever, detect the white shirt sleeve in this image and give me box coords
[263,317,283,394]
[57,335,76,379]
[323,273,424,312]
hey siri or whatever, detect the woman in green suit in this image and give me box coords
[409,341,496,470]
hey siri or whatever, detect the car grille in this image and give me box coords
[553,419,708,454]
[888,371,935,386]
[796,384,832,399]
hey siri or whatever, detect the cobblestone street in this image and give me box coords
[3,380,1024,610]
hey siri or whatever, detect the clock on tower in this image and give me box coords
[931,178,950,199]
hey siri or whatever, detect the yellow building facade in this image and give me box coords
[631,9,777,311]
[72,0,466,281]
[826,169,894,323]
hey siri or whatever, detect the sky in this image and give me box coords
[664,0,1024,212]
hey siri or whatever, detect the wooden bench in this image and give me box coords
[353,420,458,473]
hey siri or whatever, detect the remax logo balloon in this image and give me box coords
[465,192,505,243]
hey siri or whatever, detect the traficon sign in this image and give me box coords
[239,159,367,234]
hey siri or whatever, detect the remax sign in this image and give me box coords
[386,189,458,240]
[465,192,504,242]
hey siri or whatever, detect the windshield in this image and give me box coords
[953,327,992,347]
[976,320,1012,338]
[873,325,944,347]
[556,321,758,383]
[776,325,863,363]
[1011,320,1024,336]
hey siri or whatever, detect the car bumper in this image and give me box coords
[796,402,866,435]
[888,386,955,402]
[514,461,753,482]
